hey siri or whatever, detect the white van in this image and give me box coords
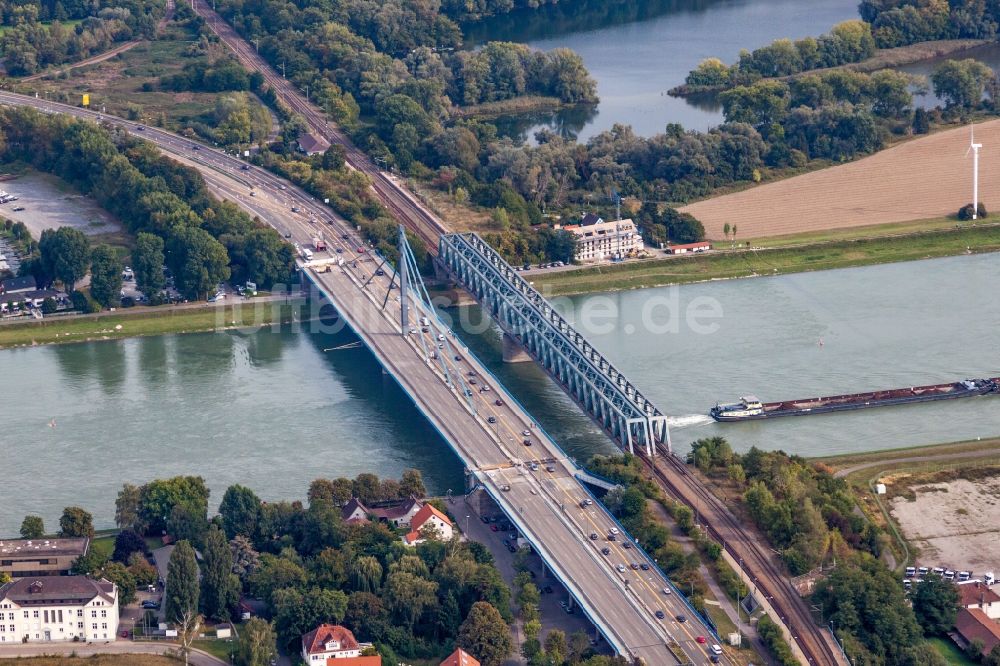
[984,572,995,586]
[420,316,430,326]
[710,645,723,656]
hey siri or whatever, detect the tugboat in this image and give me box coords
[711,378,998,422]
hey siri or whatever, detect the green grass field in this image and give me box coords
[534,220,1000,295]
[928,637,977,666]
[0,302,306,350]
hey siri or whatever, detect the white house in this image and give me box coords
[959,581,1000,619]
[403,504,454,546]
[301,623,376,662]
[563,216,644,262]
[0,576,118,643]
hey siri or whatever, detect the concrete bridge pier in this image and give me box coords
[502,332,532,363]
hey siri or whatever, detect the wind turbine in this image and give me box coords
[966,124,983,220]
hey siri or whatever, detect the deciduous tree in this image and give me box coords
[457,601,513,666]
[20,515,44,539]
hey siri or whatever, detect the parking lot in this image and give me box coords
[456,490,605,656]
[0,171,123,240]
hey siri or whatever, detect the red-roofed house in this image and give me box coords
[341,497,423,529]
[955,608,1000,654]
[958,582,1000,619]
[402,503,454,546]
[301,624,378,663]
[440,647,480,666]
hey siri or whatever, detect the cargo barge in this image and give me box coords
[711,378,999,422]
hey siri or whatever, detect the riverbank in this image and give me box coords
[0,298,308,349]
[670,38,990,97]
[450,95,571,119]
[532,218,1000,295]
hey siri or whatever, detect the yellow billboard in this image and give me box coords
[82,94,89,107]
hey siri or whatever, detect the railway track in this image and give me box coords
[192,0,445,252]
[643,447,847,666]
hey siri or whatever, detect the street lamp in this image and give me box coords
[465,514,470,535]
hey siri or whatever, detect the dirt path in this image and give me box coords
[681,120,1000,240]
[20,0,175,83]
[833,448,1000,478]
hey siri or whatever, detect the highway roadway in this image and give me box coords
[0,91,728,665]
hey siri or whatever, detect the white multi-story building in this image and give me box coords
[564,214,645,262]
[0,576,119,643]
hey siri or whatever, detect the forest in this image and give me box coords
[0,0,166,75]
[43,471,631,666]
[0,108,295,302]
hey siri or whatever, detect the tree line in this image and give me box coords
[58,470,624,666]
[0,0,165,75]
[683,20,877,91]
[686,437,975,666]
[1,108,295,302]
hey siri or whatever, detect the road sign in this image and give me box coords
[82,94,89,107]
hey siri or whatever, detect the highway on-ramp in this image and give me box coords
[0,91,728,665]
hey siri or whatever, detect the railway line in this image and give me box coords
[191,0,446,252]
[646,448,847,666]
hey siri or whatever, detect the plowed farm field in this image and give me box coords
[681,120,1000,239]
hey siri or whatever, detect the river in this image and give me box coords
[2,253,998,535]
[463,0,860,141]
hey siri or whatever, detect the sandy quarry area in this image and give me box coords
[681,120,1000,240]
[0,171,121,240]
[890,475,1000,575]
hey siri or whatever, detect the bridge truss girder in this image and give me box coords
[439,233,670,456]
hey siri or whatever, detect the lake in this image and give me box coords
[464,0,860,141]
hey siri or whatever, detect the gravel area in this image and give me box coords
[0,172,122,240]
[890,476,1000,575]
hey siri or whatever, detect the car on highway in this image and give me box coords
[695,636,706,644]
[522,430,531,436]
[479,385,491,392]
[609,527,619,535]
[500,484,511,492]
[676,614,687,623]
[469,378,477,384]
[710,655,721,663]
[640,563,650,570]
[545,465,555,472]
[630,563,640,570]
[580,498,593,507]
[589,533,599,540]
[662,587,672,595]
[487,416,497,424]
[241,164,250,170]
[522,439,532,446]
[601,547,610,555]
[655,610,665,620]
[622,541,633,549]
[616,564,626,573]
[607,534,616,542]
[376,269,385,276]
[495,399,504,406]
[136,125,144,130]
